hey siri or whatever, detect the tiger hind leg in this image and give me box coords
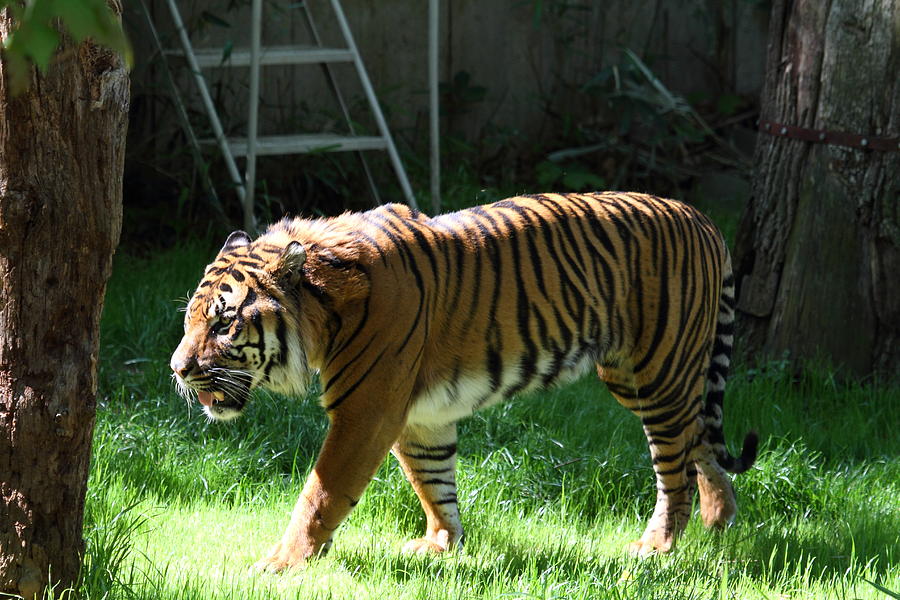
[392,422,464,554]
[602,362,705,555]
[692,445,737,528]
[626,414,701,555]
[690,410,758,529]
[692,270,757,529]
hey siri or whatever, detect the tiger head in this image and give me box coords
[169,229,314,421]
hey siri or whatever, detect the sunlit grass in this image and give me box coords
[76,240,900,599]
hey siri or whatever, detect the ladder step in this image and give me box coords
[166,44,355,68]
[215,134,389,156]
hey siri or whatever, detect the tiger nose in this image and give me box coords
[170,355,198,379]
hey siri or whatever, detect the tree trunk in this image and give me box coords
[0,10,129,599]
[734,0,900,377]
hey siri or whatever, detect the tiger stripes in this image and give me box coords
[170,191,757,570]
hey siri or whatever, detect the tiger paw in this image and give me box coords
[403,537,447,555]
[251,543,309,573]
[626,533,674,557]
[402,529,458,555]
[252,555,300,574]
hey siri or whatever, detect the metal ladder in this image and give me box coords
[164,0,418,232]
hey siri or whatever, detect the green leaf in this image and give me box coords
[55,0,134,66]
[220,41,234,64]
[535,160,563,188]
[531,0,544,29]
[536,160,605,192]
[1,0,133,93]
[201,10,232,28]
[53,0,105,41]
[11,22,60,71]
[716,93,743,116]
[561,168,605,192]
[865,579,900,600]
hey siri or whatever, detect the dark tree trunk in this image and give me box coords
[0,9,129,599]
[734,0,900,377]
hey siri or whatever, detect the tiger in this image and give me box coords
[170,191,757,572]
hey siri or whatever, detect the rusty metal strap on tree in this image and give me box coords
[758,119,900,151]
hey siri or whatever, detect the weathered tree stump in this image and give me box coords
[734,0,899,377]
[0,10,129,598]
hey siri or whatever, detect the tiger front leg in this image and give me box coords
[252,469,341,572]
[253,409,406,572]
[392,422,464,554]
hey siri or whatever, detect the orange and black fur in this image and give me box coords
[171,192,757,570]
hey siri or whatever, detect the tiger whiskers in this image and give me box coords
[174,291,192,313]
[208,367,256,403]
[209,367,254,385]
[172,372,196,406]
[171,366,253,409]
[217,383,247,404]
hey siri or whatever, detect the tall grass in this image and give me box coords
[74,239,900,599]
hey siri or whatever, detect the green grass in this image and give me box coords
[74,240,900,600]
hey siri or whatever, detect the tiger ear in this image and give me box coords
[276,241,307,286]
[220,230,251,254]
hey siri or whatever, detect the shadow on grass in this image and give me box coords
[331,535,724,600]
[92,385,327,508]
[740,512,898,583]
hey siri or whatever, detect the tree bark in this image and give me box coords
[734,0,900,377]
[0,8,129,598]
